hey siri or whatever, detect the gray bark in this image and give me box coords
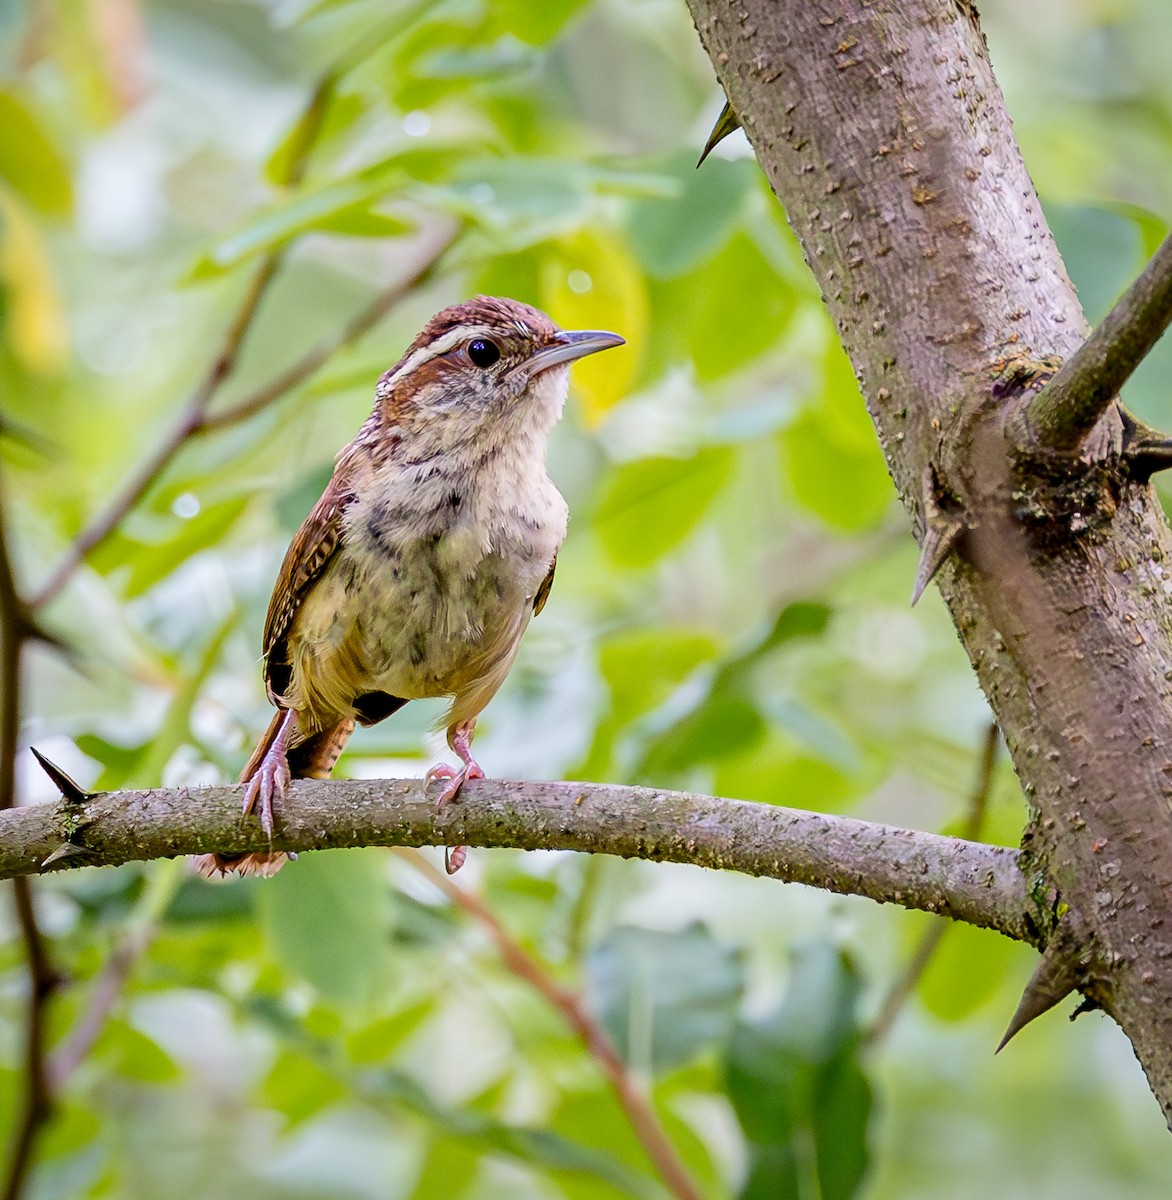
[0,778,1033,940]
[684,0,1172,1120]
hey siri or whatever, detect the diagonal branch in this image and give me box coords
[398,848,703,1200]
[29,254,284,610]
[29,235,453,610]
[1025,229,1172,452]
[0,776,1039,944]
[194,231,454,433]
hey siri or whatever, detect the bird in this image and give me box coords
[193,295,624,878]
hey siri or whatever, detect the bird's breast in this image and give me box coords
[299,454,566,703]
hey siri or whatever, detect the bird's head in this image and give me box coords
[375,295,624,456]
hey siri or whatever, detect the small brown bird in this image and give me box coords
[194,296,624,878]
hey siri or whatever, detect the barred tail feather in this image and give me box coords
[192,851,288,878]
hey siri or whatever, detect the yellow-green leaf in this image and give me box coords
[540,229,647,425]
[0,185,68,374]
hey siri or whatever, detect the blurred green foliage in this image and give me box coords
[2,0,1172,1196]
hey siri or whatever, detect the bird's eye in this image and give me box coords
[467,338,501,368]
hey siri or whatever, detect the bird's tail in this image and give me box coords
[192,713,355,879]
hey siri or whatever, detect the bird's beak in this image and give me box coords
[513,329,626,380]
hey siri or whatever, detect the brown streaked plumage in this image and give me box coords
[194,296,624,877]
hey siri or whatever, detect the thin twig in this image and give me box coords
[49,858,186,1088]
[28,60,351,613]
[397,848,704,1200]
[29,231,453,610]
[29,253,284,610]
[0,479,59,1200]
[865,721,1000,1045]
[1026,230,1172,452]
[196,232,455,433]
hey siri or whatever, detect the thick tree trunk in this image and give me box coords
[685,0,1172,1120]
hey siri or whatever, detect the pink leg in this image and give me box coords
[243,709,294,839]
[425,720,482,874]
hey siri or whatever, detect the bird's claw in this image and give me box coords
[426,759,483,808]
[243,746,290,839]
[426,757,483,875]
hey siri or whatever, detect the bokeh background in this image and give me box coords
[2,0,1172,1196]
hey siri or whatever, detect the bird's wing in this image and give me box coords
[261,471,355,703]
[533,552,557,617]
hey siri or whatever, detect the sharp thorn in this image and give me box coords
[697,100,742,167]
[1117,405,1172,478]
[40,841,92,868]
[911,518,964,606]
[30,747,91,804]
[996,933,1080,1053]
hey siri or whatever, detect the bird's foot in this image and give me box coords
[425,758,484,809]
[426,754,483,875]
[243,735,291,839]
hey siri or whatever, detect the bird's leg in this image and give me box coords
[425,719,482,873]
[242,709,294,839]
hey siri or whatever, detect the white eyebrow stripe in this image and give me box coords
[382,325,506,388]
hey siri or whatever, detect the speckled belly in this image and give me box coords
[285,529,544,730]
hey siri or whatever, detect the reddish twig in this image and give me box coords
[865,721,1000,1045]
[49,857,185,1088]
[0,481,60,1200]
[397,848,704,1200]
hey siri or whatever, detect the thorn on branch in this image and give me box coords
[40,842,93,869]
[1119,407,1172,480]
[1069,995,1102,1022]
[29,748,91,805]
[911,517,964,606]
[697,99,742,167]
[996,925,1081,1052]
[911,467,966,606]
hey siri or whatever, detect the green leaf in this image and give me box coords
[264,81,354,187]
[647,231,799,382]
[915,917,1020,1022]
[781,342,893,531]
[1045,201,1143,324]
[97,1020,180,1083]
[629,153,755,278]
[261,1049,348,1124]
[260,848,393,1007]
[593,446,734,567]
[639,691,766,776]
[188,177,413,278]
[118,496,251,598]
[713,735,857,812]
[598,627,718,724]
[484,0,589,44]
[73,734,148,791]
[367,1070,661,1198]
[276,463,335,534]
[587,923,744,1073]
[726,943,872,1200]
[0,90,72,216]
[346,998,434,1064]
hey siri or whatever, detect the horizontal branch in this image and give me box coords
[1026,229,1172,452]
[0,777,1037,943]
